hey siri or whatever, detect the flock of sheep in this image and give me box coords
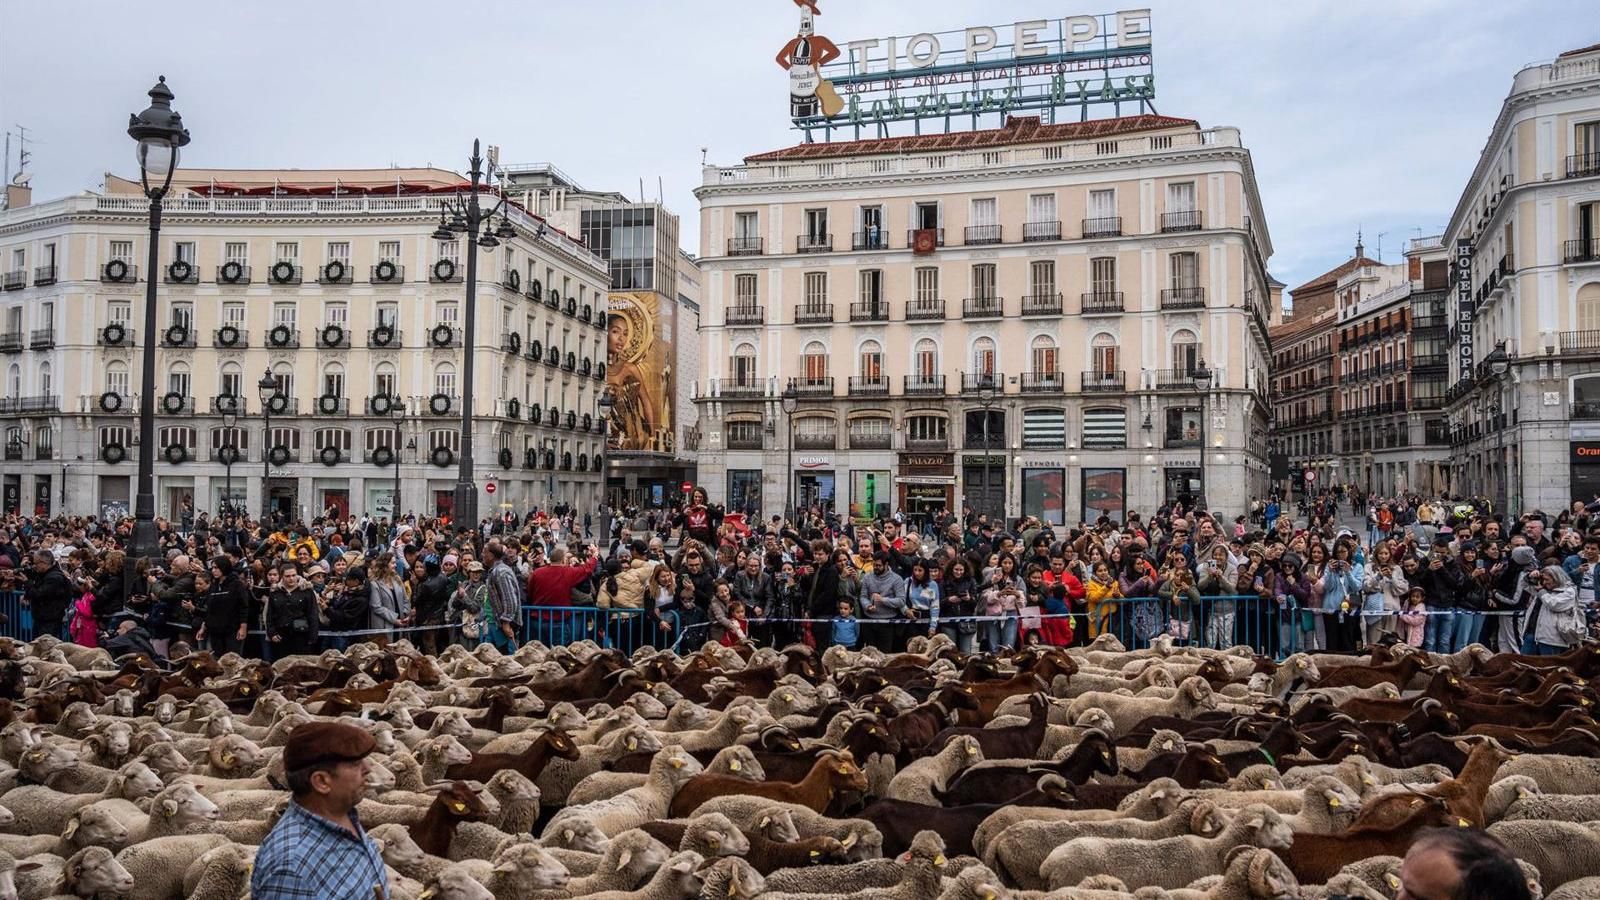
[0,630,1596,898]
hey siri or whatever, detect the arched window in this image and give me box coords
[1091,333,1118,375]
[166,362,190,398]
[802,341,828,385]
[913,339,938,380]
[271,362,294,399]
[858,340,883,382]
[1030,335,1058,376]
[38,362,51,398]
[374,362,398,398]
[731,342,758,388]
[105,361,130,397]
[971,337,996,376]
[1171,329,1199,374]
[4,364,16,398]
[434,362,456,397]
[322,362,346,398]
[219,363,242,400]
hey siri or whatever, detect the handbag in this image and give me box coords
[1299,609,1317,632]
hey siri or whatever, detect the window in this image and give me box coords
[1082,407,1127,449]
[1031,335,1058,374]
[211,426,248,451]
[365,428,395,454]
[314,428,352,452]
[4,364,16,397]
[858,270,883,309]
[970,197,997,227]
[1580,121,1600,156]
[323,364,345,398]
[734,212,759,241]
[224,242,248,264]
[216,364,241,399]
[849,416,892,444]
[725,421,762,450]
[438,302,459,324]
[732,344,758,387]
[272,303,296,328]
[802,342,828,383]
[378,240,401,262]
[376,303,398,328]
[39,302,53,330]
[157,426,196,450]
[804,208,828,241]
[915,267,939,301]
[107,300,131,325]
[1172,329,1200,373]
[1089,189,1115,220]
[434,363,456,396]
[9,249,22,271]
[971,264,996,300]
[269,427,301,452]
[905,415,947,442]
[170,302,192,330]
[859,205,884,244]
[1166,181,1195,213]
[972,337,996,376]
[271,363,294,398]
[174,241,195,263]
[1029,193,1056,224]
[1092,333,1119,373]
[914,338,938,378]
[109,240,133,262]
[167,364,190,398]
[1030,260,1056,295]
[1023,408,1066,450]
[1166,406,1202,444]
[858,340,883,379]
[326,241,350,262]
[1091,257,1117,294]
[914,202,940,230]
[1170,252,1199,289]
[38,363,51,397]
[803,272,827,308]
[275,241,299,263]
[106,361,130,396]
[222,302,246,326]
[374,363,397,398]
[734,274,758,309]
[437,240,459,262]
[325,302,348,326]
[100,425,131,448]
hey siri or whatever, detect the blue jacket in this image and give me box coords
[831,615,859,646]
[1320,560,1365,613]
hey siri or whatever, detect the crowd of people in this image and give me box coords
[0,485,1596,662]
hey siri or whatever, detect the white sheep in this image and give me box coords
[1065,676,1217,736]
[1488,820,1600,891]
[539,827,671,894]
[0,804,131,858]
[371,821,451,885]
[577,849,703,900]
[1040,804,1295,891]
[971,776,1188,861]
[180,842,254,900]
[436,841,572,897]
[1498,754,1600,795]
[543,745,702,839]
[566,744,763,808]
[110,833,231,900]
[0,761,164,836]
[885,734,983,804]
[986,797,1228,890]
[678,796,881,862]
[12,845,134,899]
[536,725,662,806]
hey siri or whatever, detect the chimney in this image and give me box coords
[4,184,30,209]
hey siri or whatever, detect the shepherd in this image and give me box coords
[776,2,843,119]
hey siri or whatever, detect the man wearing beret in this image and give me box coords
[252,721,387,899]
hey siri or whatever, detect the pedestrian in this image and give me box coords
[194,556,249,655]
[250,720,387,900]
[1522,564,1583,655]
[264,562,319,656]
[483,541,524,652]
[367,552,412,646]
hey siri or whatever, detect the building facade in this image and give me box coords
[693,114,1276,526]
[499,164,701,508]
[0,168,609,522]
[1443,44,1600,512]
[1267,306,1337,491]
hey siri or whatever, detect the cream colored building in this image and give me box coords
[693,114,1276,525]
[0,167,609,521]
[1443,44,1600,511]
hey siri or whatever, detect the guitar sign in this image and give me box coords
[776,0,843,120]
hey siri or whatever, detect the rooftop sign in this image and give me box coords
[777,4,1156,140]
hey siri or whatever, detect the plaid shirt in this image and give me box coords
[251,800,388,900]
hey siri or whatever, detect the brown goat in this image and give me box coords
[406,780,493,857]
[668,751,868,817]
[444,728,580,782]
[1278,795,1465,884]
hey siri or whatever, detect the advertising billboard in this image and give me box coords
[606,291,676,454]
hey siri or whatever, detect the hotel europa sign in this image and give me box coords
[776,3,1155,139]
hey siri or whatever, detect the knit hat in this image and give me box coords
[443,554,459,567]
[1511,546,1537,566]
[283,721,376,774]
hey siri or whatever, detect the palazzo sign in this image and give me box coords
[1455,239,1475,376]
[777,3,1155,138]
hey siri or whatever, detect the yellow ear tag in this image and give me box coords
[1328,797,1341,808]
[729,761,741,772]
[450,801,467,813]
[1457,818,1471,827]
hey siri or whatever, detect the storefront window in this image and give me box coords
[1022,468,1065,525]
[850,470,890,522]
[1081,467,1126,524]
[728,470,763,517]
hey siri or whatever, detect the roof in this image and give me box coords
[1559,42,1600,58]
[744,114,1198,162]
[1268,310,1335,344]
[1287,255,1386,298]
[106,167,469,196]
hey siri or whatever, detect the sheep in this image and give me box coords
[1484,775,1541,823]
[1488,820,1600,891]
[757,829,947,900]
[1040,804,1295,891]
[418,862,496,900]
[537,725,663,806]
[567,744,763,808]
[12,846,134,899]
[697,856,765,900]
[1280,776,1365,834]
[885,734,982,804]
[741,807,850,874]
[575,849,704,900]
[654,704,767,754]
[683,795,882,862]
[1161,845,1303,900]
[371,821,452,885]
[192,733,266,779]
[537,828,672,895]
[1498,753,1600,795]
[0,761,164,836]
[109,834,230,900]
[986,797,1229,890]
[77,721,135,768]
[1549,877,1600,900]
[180,842,254,900]
[970,775,1190,861]
[0,804,130,858]
[85,780,219,846]
[434,841,572,897]
[1065,676,1218,736]
[634,812,750,860]
[543,745,703,839]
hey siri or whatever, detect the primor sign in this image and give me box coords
[780,4,1156,137]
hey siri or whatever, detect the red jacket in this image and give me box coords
[526,558,598,609]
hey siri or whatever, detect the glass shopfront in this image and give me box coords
[850,470,891,522]
[727,470,763,517]
[1081,467,1126,524]
[1022,468,1066,525]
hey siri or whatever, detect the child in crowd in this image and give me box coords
[831,599,859,649]
[720,599,749,647]
[1399,585,1428,647]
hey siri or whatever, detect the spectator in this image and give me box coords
[525,543,599,645]
[22,550,73,641]
[265,563,319,656]
[483,541,525,651]
[367,552,411,646]
[195,556,250,655]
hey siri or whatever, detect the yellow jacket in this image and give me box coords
[1084,577,1123,638]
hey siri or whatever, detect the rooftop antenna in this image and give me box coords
[639,177,645,204]
[657,176,664,204]
[700,147,709,166]
[1375,231,1388,263]
[13,125,31,185]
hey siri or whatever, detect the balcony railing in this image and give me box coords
[1565,239,1600,264]
[1566,152,1600,179]
[1561,330,1600,353]
[849,301,889,322]
[794,304,834,324]
[718,380,767,399]
[1,270,24,290]
[797,234,832,253]
[848,375,889,396]
[905,228,945,247]
[852,230,889,251]
[267,263,303,285]
[1574,401,1600,421]
[964,224,1002,246]
[903,375,946,396]
[368,328,403,349]
[101,261,138,283]
[727,236,764,256]
[1160,286,1207,310]
[215,325,249,350]
[905,436,949,451]
[1412,315,1447,330]
[100,327,134,348]
[794,377,834,397]
[1153,368,1202,390]
[1081,370,1125,392]
[0,395,59,414]
[725,433,765,450]
[32,265,57,287]
[1160,209,1203,233]
[211,395,248,415]
[793,433,837,450]
[0,332,21,353]
[1020,371,1065,393]
[849,431,893,450]
[905,298,945,321]
[28,329,53,350]
[724,306,765,326]
[1411,354,1448,369]
[1081,291,1125,314]
[264,328,301,350]
[369,262,405,284]
[962,296,1003,319]
[1022,220,1061,242]
[1020,292,1063,316]
[961,372,1002,394]
[215,264,252,285]
[1082,216,1122,238]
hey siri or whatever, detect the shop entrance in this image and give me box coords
[266,479,299,523]
[1164,467,1201,507]
[796,471,835,515]
[903,484,950,533]
[321,489,350,521]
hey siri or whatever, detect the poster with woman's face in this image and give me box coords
[1082,468,1126,524]
[606,292,674,453]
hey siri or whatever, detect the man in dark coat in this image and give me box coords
[23,552,74,639]
[411,559,452,656]
[196,557,251,655]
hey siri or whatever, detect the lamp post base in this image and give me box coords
[453,480,477,533]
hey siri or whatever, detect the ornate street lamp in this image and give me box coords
[220,404,237,518]
[257,370,276,522]
[1192,358,1213,511]
[123,76,190,605]
[781,381,799,523]
[390,400,408,537]
[977,381,997,523]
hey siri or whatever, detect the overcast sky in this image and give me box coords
[0,0,1593,296]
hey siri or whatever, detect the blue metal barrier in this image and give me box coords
[1101,595,1298,659]
[0,591,33,641]
[518,605,675,654]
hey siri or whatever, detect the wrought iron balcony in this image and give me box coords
[1081,291,1125,314]
[101,261,138,283]
[267,262,303,285]
[31,265,56,287]
[2,270,25,290]
[849,431,893,450]
[369,261,405,284]
[0,395,59,414]
[797,234,832,253]
[319,260,354,284]
[793,432,837,450]
[1566,152,1600,179]
[851,230,889,251]
[1160,209,1203,233]
[1020,371,1065,393]
[368,328,403,349]
[1565,239,1600,264]
[718,380,767,399]
[1081,370,1125,392]
[905,228,945,247]
[794,377,834,397]
[903,375,946,396]
[725,433,765,450]
[727,237,764,256]
[1082,216,1122,238]
[794,303,834,324]
[28,329,53,350]
[0,332,21,353]
[1022,220,1061,242]
[964,224,1002,246]
[724,306,765,326]
[905,436,949,451]
[1153,368,1202,390]
[962,296,1003,319]
[1159,287,1207,310]
[905,298,945,321]
[215,263,252,285]
[960,372,1002,394]
[849,301,889,322]
[848,375,889,396]
[1020,292,1063,317]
